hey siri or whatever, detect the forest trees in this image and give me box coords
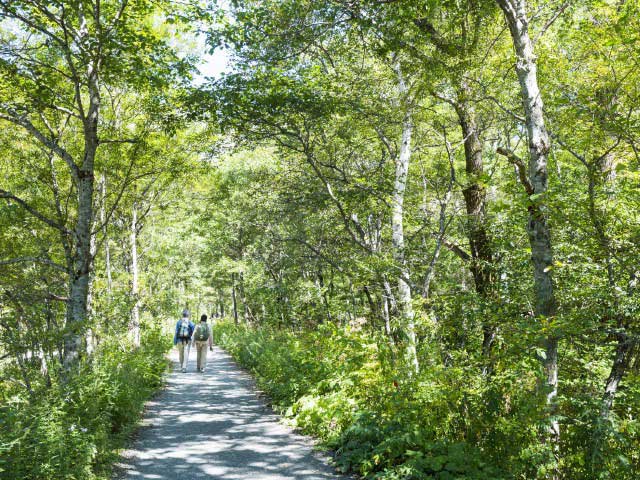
[202,0,640,478]
[0,2,207,477]
[0,0,193,369]
[1,0,639,479]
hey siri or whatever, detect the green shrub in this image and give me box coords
[215,320,640,478]
[214,321,508,479]
[0,327,171,480]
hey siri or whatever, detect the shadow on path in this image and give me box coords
[114,346,344,480]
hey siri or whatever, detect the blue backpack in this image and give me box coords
[178,320,190,340]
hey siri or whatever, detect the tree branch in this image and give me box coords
[433,234,471,262]
[0,190,69,233]
[285,237,347,274]
[0,2,67,46]
[302,148,372,252]
[413,18,455,55]
[0,110,79,179]
[0,257,67,272]
[534,1,571,45]
[497,147,535,195]
[47,292,69,302]
[99,137,139,145]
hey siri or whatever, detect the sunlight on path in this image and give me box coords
[114,346,343,480]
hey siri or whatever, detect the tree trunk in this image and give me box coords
[602,335,635,417]
[39,344,52,388]
[99,174,112,292]
[63,57,100,371]
[584,152,637,467]
[85,212,98,357]
[218,288,225,318]
[130,201,141,347]
[238,270,249,323]
[363,285,380,326]
[64,169,95,370]
[453,85,496,370]
[392,62,418,373]
[231,272,239,326]
[382,277,397,328]
[496,0,559,464]
[15,350,34,399]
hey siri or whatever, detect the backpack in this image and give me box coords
[194,323,210,341]
[178,320,190,339]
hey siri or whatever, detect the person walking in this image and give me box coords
[174,309,195,373]
[192,314,213,373]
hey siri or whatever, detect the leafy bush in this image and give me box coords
[214,321,507,479]
[215,320,640,478]
[0,327,171,480]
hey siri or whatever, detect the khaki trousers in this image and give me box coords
[195,341,208,371]
[176,341,190,370]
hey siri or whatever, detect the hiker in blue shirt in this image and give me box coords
[174,309,195,372]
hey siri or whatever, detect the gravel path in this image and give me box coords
[115,345,343,480]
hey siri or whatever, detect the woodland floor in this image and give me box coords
[113,346,343,480]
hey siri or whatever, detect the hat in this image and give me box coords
[182,308,190,317]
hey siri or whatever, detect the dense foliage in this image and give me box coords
[2,0,640,479]
[214,321,510,479]
[193,1,640,478]
[0,329,170,479]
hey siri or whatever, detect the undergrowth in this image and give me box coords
[0,327,171,480]
[213,321,509,479]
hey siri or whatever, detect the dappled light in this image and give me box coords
[115,350,340,480]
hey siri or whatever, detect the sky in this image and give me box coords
[198,49,231,79]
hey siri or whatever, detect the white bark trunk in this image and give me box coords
[496,0,559,467]
[86,221,97,356]
[63,55,100,371]
[99,174,112,292]
[64,171,95,370]
[392,60,418,373]
[130,202,141,347]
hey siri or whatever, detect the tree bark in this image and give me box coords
[601,334,635,418]
[496,0,559,464]
[130,201,141,347]
[392,60,419,373]
[64,167,96,370]
[86,207,98,357]
[231,272,239,326]
[453,84,496,369]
